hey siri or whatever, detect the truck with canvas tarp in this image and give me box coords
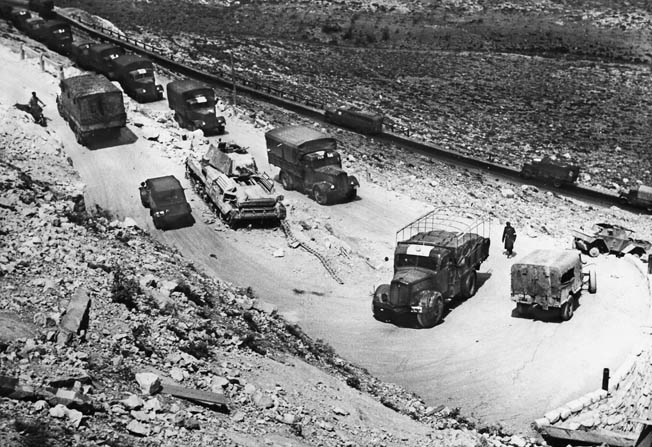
[166,79,225,135]
[373,208,491,328]
[113,54,163,103]
[324,106,384,134]
[56,74,127,146]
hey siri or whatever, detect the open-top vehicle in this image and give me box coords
[572,223,651,260]
[373,208,491,328]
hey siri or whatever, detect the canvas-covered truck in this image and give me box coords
[620,185,652,212]
[167,79,225,135]
[113,54,163,103]
[373,209,491,328]
[324,106,384,134]
[265,125,359,205]
[520,156,580,187]
[511,249,596,321]
[57,74,127,146]
[185,141,286,228]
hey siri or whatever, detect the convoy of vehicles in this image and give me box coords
[265,125,359,205]
[373,209,491,328]
[57,74,127,145]
[113,54,163,103]
[186,141,286,228]
[324,106,384,134]
[511,249,596,321]
[41,19,72,53]
[572,223,651,260]
[167,79,226,134]
[520,156,580,187]
[139,175,193,230]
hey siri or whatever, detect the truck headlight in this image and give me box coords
[330,185,335,190]
[139,88,146,94]
[154,210,167,217]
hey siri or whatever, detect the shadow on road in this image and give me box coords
[510,296,583,323]
[86,127,138,150]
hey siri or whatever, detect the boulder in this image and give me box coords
[135,372,162,395]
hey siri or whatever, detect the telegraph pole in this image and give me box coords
[229,50,236,108]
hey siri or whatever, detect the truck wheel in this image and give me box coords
[346,188,357,201]
[460,270,478,299]
[313,185,329,205]
[560,299,574,321]
[516,302,529,316]
[225,211,239,229]
[416,291,444,329]
[588,269,597,293]
[588,246,600,258]
[280,171,294,191]
[152,216,162,230]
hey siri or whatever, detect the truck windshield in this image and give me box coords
[395,254,439,271]
[152,189,185,205]
[103,52,121,62]
[304,150,341,169]
[187,95,214,109]
[129,69,155,83]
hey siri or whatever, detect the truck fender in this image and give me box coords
[348,175,360,188]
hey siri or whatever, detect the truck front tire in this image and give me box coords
[416,291,444,329]
[313,185,329,205]
[560,299,574,321]
[460,270,478,299]
[280,171,294,191]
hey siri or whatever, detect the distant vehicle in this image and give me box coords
[265,125,359,205]
[511,249,596,321]
[520,156,580,187]
[84,43,125,80]
[10,8,31,30]
[373,208,491,328]
[572,223,651,260]
[620,185,652,212]
[42,20,72,54]
[167,79,225,135]
[112,54,163,103]
[23,16,46,40]
[28,0,54,18]
[139,175,193,230]
[185,141,286,227]
[57,74,127,145]
[70,40,95,69]
[324,106,384,134]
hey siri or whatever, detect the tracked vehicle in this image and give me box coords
[185,141,286,227]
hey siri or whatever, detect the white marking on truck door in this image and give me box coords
[406,245,431,257]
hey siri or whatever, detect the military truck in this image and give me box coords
[10,8,31,30]
[265,125,359,205]
[324,106,384,134]
[511,249,596,321]
[113,54,163,103]
[167,79,225,135]
[84,43,125,80]
[620,185,652,212]
[139,175,192,230]
[70,40,95,69]
[185,141,286,228]
[520,156,580,187]
[24,16,46,40]
[57,74,127,146]
[28,0,54,18]
[373,209,491,328]
[42,20,72,54]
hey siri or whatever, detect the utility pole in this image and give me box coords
[229,50,236,108]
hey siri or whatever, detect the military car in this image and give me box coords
[265,125,359,205]
[42,20,72,54]
[84,43,125,79]
[57,74,127,146]
[139,175,193,230]
[572,223,651,260]
[113,54,163,103]
[620,185,652,212]
[373,209,491,328]
[186,141,286,228]
[324,106,384,134]
[167,79,225,134]
[511,249,596,321]
[520,156,580,187]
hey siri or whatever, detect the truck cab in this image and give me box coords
[24,16,46,41]
[42,20,72,54]
[373,209,491,328]
[265,125,359,205]
[166,79,225,134]
[113,54,163,103]
[10,8,31,31]
[85,43,125,80]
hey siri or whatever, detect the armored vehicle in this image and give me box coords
[113,54,163,103]
[511,249,596,321]
[139,175,192,230]
[23,16,45,40]
[620,185,652,212]
[373,209,491,328]
[324,106,384,134]
[42,20,72,54]
[70,40,95,69]
[186,141,286,228]
[167,79,225,134]
[57,74,127,145]
[265,125,359,205]
[520,156,580,187]
[572,223,651,259]
[10,8,31,30]
[84,43,125,79]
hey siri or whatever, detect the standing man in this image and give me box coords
[502,222,516,257]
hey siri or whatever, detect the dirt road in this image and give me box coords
[3,41,649,433]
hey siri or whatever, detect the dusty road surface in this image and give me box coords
[2,41,649,433]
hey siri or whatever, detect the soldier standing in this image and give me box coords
[502,222,516,257]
